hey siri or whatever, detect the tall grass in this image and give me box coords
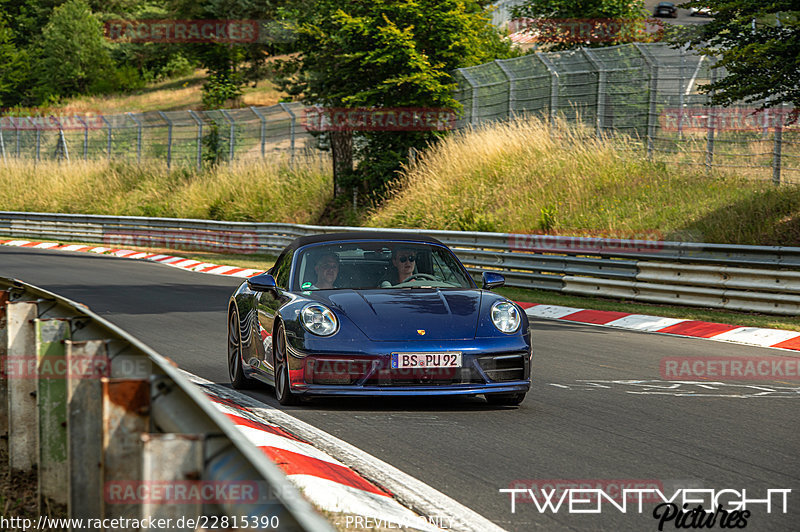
[367,117,800,245]
[0,156,332,223]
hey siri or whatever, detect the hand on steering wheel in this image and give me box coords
[404,273,437,282]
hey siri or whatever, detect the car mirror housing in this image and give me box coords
[482,271,505,290]
[247,273,277,292]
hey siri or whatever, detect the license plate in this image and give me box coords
[391,352,462,369]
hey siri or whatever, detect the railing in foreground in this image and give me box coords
[2,211,799,316]
[0,276,334,531]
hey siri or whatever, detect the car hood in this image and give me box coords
[310,289,483,341]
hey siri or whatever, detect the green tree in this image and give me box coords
[0,16,30,107]
[278,0,515,198]
[675,1,800,113]
[30,0,116,101]
[511,0,652,50]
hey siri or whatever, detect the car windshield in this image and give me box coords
[293,241,475,291]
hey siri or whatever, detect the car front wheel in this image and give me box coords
[228,308,253,389]
[274,322,299,406]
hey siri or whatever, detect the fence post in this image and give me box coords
[536,52,559,124]
[633,44,657,159]
[49,116,69,162]
[15,117,21,157]
[279,102,297,165]
[773,104,783,185]
[458,68,481,127]
[76,116,89,160]
[127,112,143,164]
[495,59,516,120]
[101,115,112,161]
[29,118,41,162]
[187,110,203,171]
[581,48,605,136]
[250,106,267,159]
[158,111,173,170]
[220,110,235,165]
[705,68,717,173]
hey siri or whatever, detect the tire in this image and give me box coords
[485,392,526,406]
[274,322,299,406]
[228,307,253,389]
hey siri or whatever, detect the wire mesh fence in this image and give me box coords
[453,42,799,184]
[0,102,316,170]
[1,42,797,184]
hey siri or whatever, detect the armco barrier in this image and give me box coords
[0,276,333,531]
[1,211,799,315]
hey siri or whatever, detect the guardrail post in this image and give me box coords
[0,290,9,452]
[141,434,205,525]
[221,109,235,164]
[6,301,39,473]
[773,105,783,185]
[127,112,143,164]
[187,110,203,171]
[35,318,71,512]
[76,116,89,160]
[102,378,150,524]
[66,339,107,526]
[101,115,112,161]
[251,106,267,159]
[158,111,173,170]
[279,102,297,165]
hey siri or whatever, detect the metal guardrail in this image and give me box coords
[2,211,799,315]
[0,276,333,531]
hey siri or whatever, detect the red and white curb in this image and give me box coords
[183,374,505,532]
[0,239,265,278]
[517,302,800,353]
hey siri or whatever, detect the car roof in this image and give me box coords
[287,231,445,250]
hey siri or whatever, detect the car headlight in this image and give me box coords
[491,301,520,333]
[301,303,338,336]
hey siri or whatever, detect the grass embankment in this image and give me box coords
[11,70,285,114]
[0,156,331,223]
[368,118,800,246]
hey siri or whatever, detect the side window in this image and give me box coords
[273,249,294,289]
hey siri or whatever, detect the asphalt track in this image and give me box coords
[2,246,798,531]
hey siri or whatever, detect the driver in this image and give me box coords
[381,247,417,286]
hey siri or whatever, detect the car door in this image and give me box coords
[256,249,293,376]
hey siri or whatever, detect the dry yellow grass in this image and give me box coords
[367,116,800,245]
[0,156,331,223]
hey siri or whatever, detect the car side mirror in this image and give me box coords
[247,273,278,293]
[482,271,505,290]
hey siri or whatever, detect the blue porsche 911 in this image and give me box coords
[227,232,532,406]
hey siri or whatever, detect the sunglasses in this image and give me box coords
[398,255,416,263]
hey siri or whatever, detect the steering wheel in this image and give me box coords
[404,273,437,282]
